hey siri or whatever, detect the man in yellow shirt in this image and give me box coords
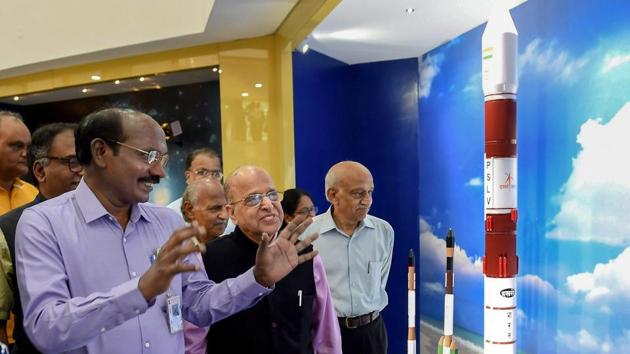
[0,111,37,215]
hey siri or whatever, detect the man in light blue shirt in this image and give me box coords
[304,161,394,354]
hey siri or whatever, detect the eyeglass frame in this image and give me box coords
[107,139,169,168]
[190,168,223,180]
[294,206,318,216]
[230,190,282,208]
[41,156,84,173]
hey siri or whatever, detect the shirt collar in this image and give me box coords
[74,179,150,224]
[318,206,374,235]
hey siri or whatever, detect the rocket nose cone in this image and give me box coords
[483,6,517,37]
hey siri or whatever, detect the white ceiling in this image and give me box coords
[309,0,526,65]
[0,0,299,79]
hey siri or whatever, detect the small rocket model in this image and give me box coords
[437,229,458,354]
[482,5,519,354]
[408,249,416,354]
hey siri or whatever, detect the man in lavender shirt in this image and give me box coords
[14,108,318,354]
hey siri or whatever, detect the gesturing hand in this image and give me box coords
[253,214,319,288]
[138,223,207,301]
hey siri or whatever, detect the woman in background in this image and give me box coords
[280,188,318,229]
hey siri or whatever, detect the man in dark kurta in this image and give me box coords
[203,166,341,354]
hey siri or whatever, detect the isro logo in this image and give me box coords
[499,173,515,190]
[500,288,515,298]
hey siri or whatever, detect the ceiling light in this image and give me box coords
[241,92,249,97]
[91,75,101,81]
[13,96,19,101]
[114,80,121,85]
[81,88,88,93]
[212,67,218,72]
[300,43,309,54]
[255,83,263,88]
[139,77,145,82]
[405,7,415,13]
[218,69,222,74]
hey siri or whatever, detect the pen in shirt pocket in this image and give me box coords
[298,290,303,307]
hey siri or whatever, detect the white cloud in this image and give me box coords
[418,53,444,99]
[556,329,610,353]
[519,38,590,83]
[602,52,630,73]
[518,274,573,306]
[462,72,481,93]
[548,101,630,245]
[566,246,630,312]
[422,281,443,295]
[419,218,482,279]
[465,177,482,187]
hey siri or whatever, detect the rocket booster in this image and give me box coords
[482,6,519,354]
[408,249,416,354]
[438,229,458,354]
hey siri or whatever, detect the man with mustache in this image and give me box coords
[179,179,228,354]
[0,122,83,353]
[203,166,341,354]
[304,161,394,354]
[0,111,37,216]
[14,108,318,354]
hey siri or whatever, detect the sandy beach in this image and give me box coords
[420,320,483,354]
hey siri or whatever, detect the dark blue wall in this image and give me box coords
[293,50,420,354]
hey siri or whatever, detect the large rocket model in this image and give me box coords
[438,229,458,354]
[481,6,519,354]
[408,249,416,354]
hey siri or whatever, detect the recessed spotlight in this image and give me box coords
[300,43,309,54]
[241,92,249,97]
[405,7,415,13]
[155,85,161,89]
[91,75,101,81]
[212,67,218,72]
[81,88,88,93]
[254,83,263,88]
[13,96,19,101]
[139,77,146,82]
[114,80,121,85]
[218,69,223,74]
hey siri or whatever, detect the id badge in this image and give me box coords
[166,295,183,334]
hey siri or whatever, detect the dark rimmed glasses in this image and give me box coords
[43,156,83,173]
[108,140,169,168]
[295,206,318,216]
[231,190,282,207]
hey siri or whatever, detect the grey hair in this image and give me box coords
[181,181,203,222]
[324,167,338,202]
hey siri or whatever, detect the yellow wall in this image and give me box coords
[0,0,341,191]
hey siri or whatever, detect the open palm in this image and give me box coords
[253,215,318,287]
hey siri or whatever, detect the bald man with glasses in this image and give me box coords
[203,165,341,354]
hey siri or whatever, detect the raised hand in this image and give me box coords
[253,214,319,288]
[138,223,207,300]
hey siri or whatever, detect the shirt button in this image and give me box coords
[131,271,137,277]
[144,341,150,348]
[135,309,141,315]
[123,238,127,243]
[258,292,264,296]
[271,322,277,328]
[100,327,106,333]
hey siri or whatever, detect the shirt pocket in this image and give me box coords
[368,261,383,298]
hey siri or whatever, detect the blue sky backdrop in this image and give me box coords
[418,0,630,352]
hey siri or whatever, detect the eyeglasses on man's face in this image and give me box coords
[108,140,169,168]
[295,206,318,216]
[231,190,281,207]
[43,156,83,173]
[191,168,223,180]
[348,189,373,200]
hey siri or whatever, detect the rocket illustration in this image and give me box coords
[437,229,458,354]
[408,249,416,354]
[481,5,519,354]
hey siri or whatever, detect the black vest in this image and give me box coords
[203,227,315,354]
